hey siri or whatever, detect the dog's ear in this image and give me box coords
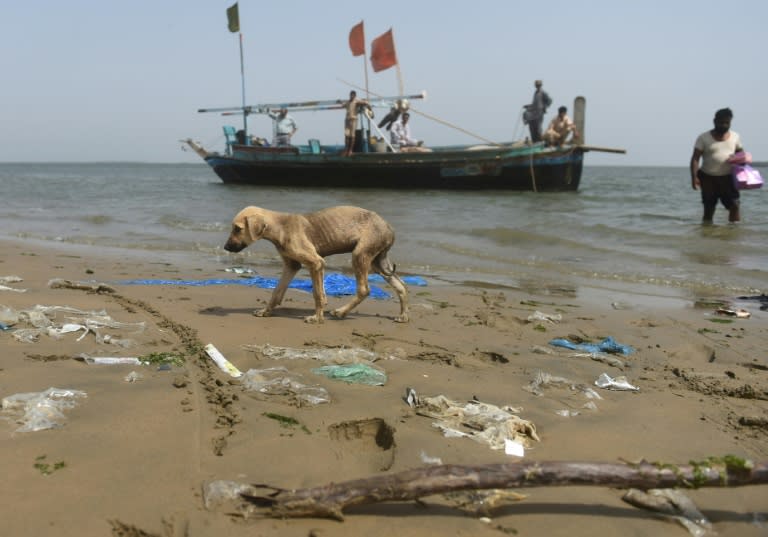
[244,215,267,242]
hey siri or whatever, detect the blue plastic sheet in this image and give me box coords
[117,272,426,299]
[548,336,634,356]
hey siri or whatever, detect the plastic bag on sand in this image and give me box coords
[549,336,634,356]
[595,373,639,391]
[242,343,379,364]
[312,363,387,386]
[242,367,330,405]
[413,394,539,453]
[2,387,87,432]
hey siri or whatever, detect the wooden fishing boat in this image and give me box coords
[184,95,624,192]
[187,13,624,191]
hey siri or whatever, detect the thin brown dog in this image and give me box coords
[224,205,409,323]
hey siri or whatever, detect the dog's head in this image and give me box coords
[224,207,268,253]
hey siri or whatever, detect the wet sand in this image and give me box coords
[0,238,766,537]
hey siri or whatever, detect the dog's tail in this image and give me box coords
[374,251,398,277]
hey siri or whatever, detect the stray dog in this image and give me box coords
[224,205,409,323]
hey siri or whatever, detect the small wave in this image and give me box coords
[158,214,228,232]
[78,214,113,225]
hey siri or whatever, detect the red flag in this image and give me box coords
[370,29,397,72]
[349,21,365,57]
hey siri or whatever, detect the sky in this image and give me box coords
[2,0,766,166]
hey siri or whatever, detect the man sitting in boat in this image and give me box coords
[268,108,298,147]
[390,113,421,149]
[543,106,579,147]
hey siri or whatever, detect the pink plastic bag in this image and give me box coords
[727,151,753,165]
[732,164,764,190]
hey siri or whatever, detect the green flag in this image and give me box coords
[226,3,239,33]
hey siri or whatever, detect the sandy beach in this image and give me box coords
[1,237,766,537]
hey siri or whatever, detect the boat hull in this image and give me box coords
[203,144,584,191]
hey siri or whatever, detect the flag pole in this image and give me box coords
[227,3,248,144]
[392,29,404,95]
[238,32,248,142]
[363,35,370,101]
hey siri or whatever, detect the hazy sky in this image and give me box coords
[2,0,765,166]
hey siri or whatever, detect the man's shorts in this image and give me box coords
[344,118,357,137]
[698,170,740,209]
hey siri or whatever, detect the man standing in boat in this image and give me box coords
[268,108,298,147]
[341,90,369,156]
[523,80,552,143]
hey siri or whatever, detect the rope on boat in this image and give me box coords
[529,148,537,192]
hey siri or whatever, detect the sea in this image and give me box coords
[1,162,766,311]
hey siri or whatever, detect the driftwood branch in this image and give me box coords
[234,459,767,520]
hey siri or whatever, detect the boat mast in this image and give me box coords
[227,3,249,144]
[238,33,248,142]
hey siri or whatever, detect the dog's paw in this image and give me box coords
[328,308,347,319]
[304,313,324,324]
[253,308,272,317]
[393,313,410,323]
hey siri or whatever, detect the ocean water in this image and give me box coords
[0,162,766,308]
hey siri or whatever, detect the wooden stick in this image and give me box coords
[578,144,627,154]
[238,459,767,520]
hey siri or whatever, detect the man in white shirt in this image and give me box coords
[390,112,420,148]
[690,107,745,223]
[268,108,298,147]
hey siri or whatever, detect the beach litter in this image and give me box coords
[549,336,634,356]
[76,355,143,365]
[595,373,639,391]
[420,450,443,465]
[715,307,751,319]
[204,343,243,378]
[312,363,387,386]
[523,370,603,401]
[119,272,426,299]
[623,488,713,537]
[124,371,142,383]
[225,266,255,275]
[1,387,87,433]
[527,310,562,324]
[0,284,26,293]
[242,367,330,406]
[409,391,539,455]
[48,278,116,293]
[532,343,625,369]
[8,304,145,344]
[242,343,381,363]
[0,275,26,292]
[0,305,19,325]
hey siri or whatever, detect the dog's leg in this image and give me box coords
[378,272,409,323]
[373,252,409,323]
[256,259,301,317]
[330,251,372,319]
[304,255,327,324]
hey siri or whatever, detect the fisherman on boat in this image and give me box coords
[341,90,369,156]
[543,106,579,147]
[390,112,420,148]
[523,79,552,143]
[268,107,298,147]
[378,98,410,131]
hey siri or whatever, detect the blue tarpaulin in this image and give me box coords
[548,336,634,356]
[117,272,427,299]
